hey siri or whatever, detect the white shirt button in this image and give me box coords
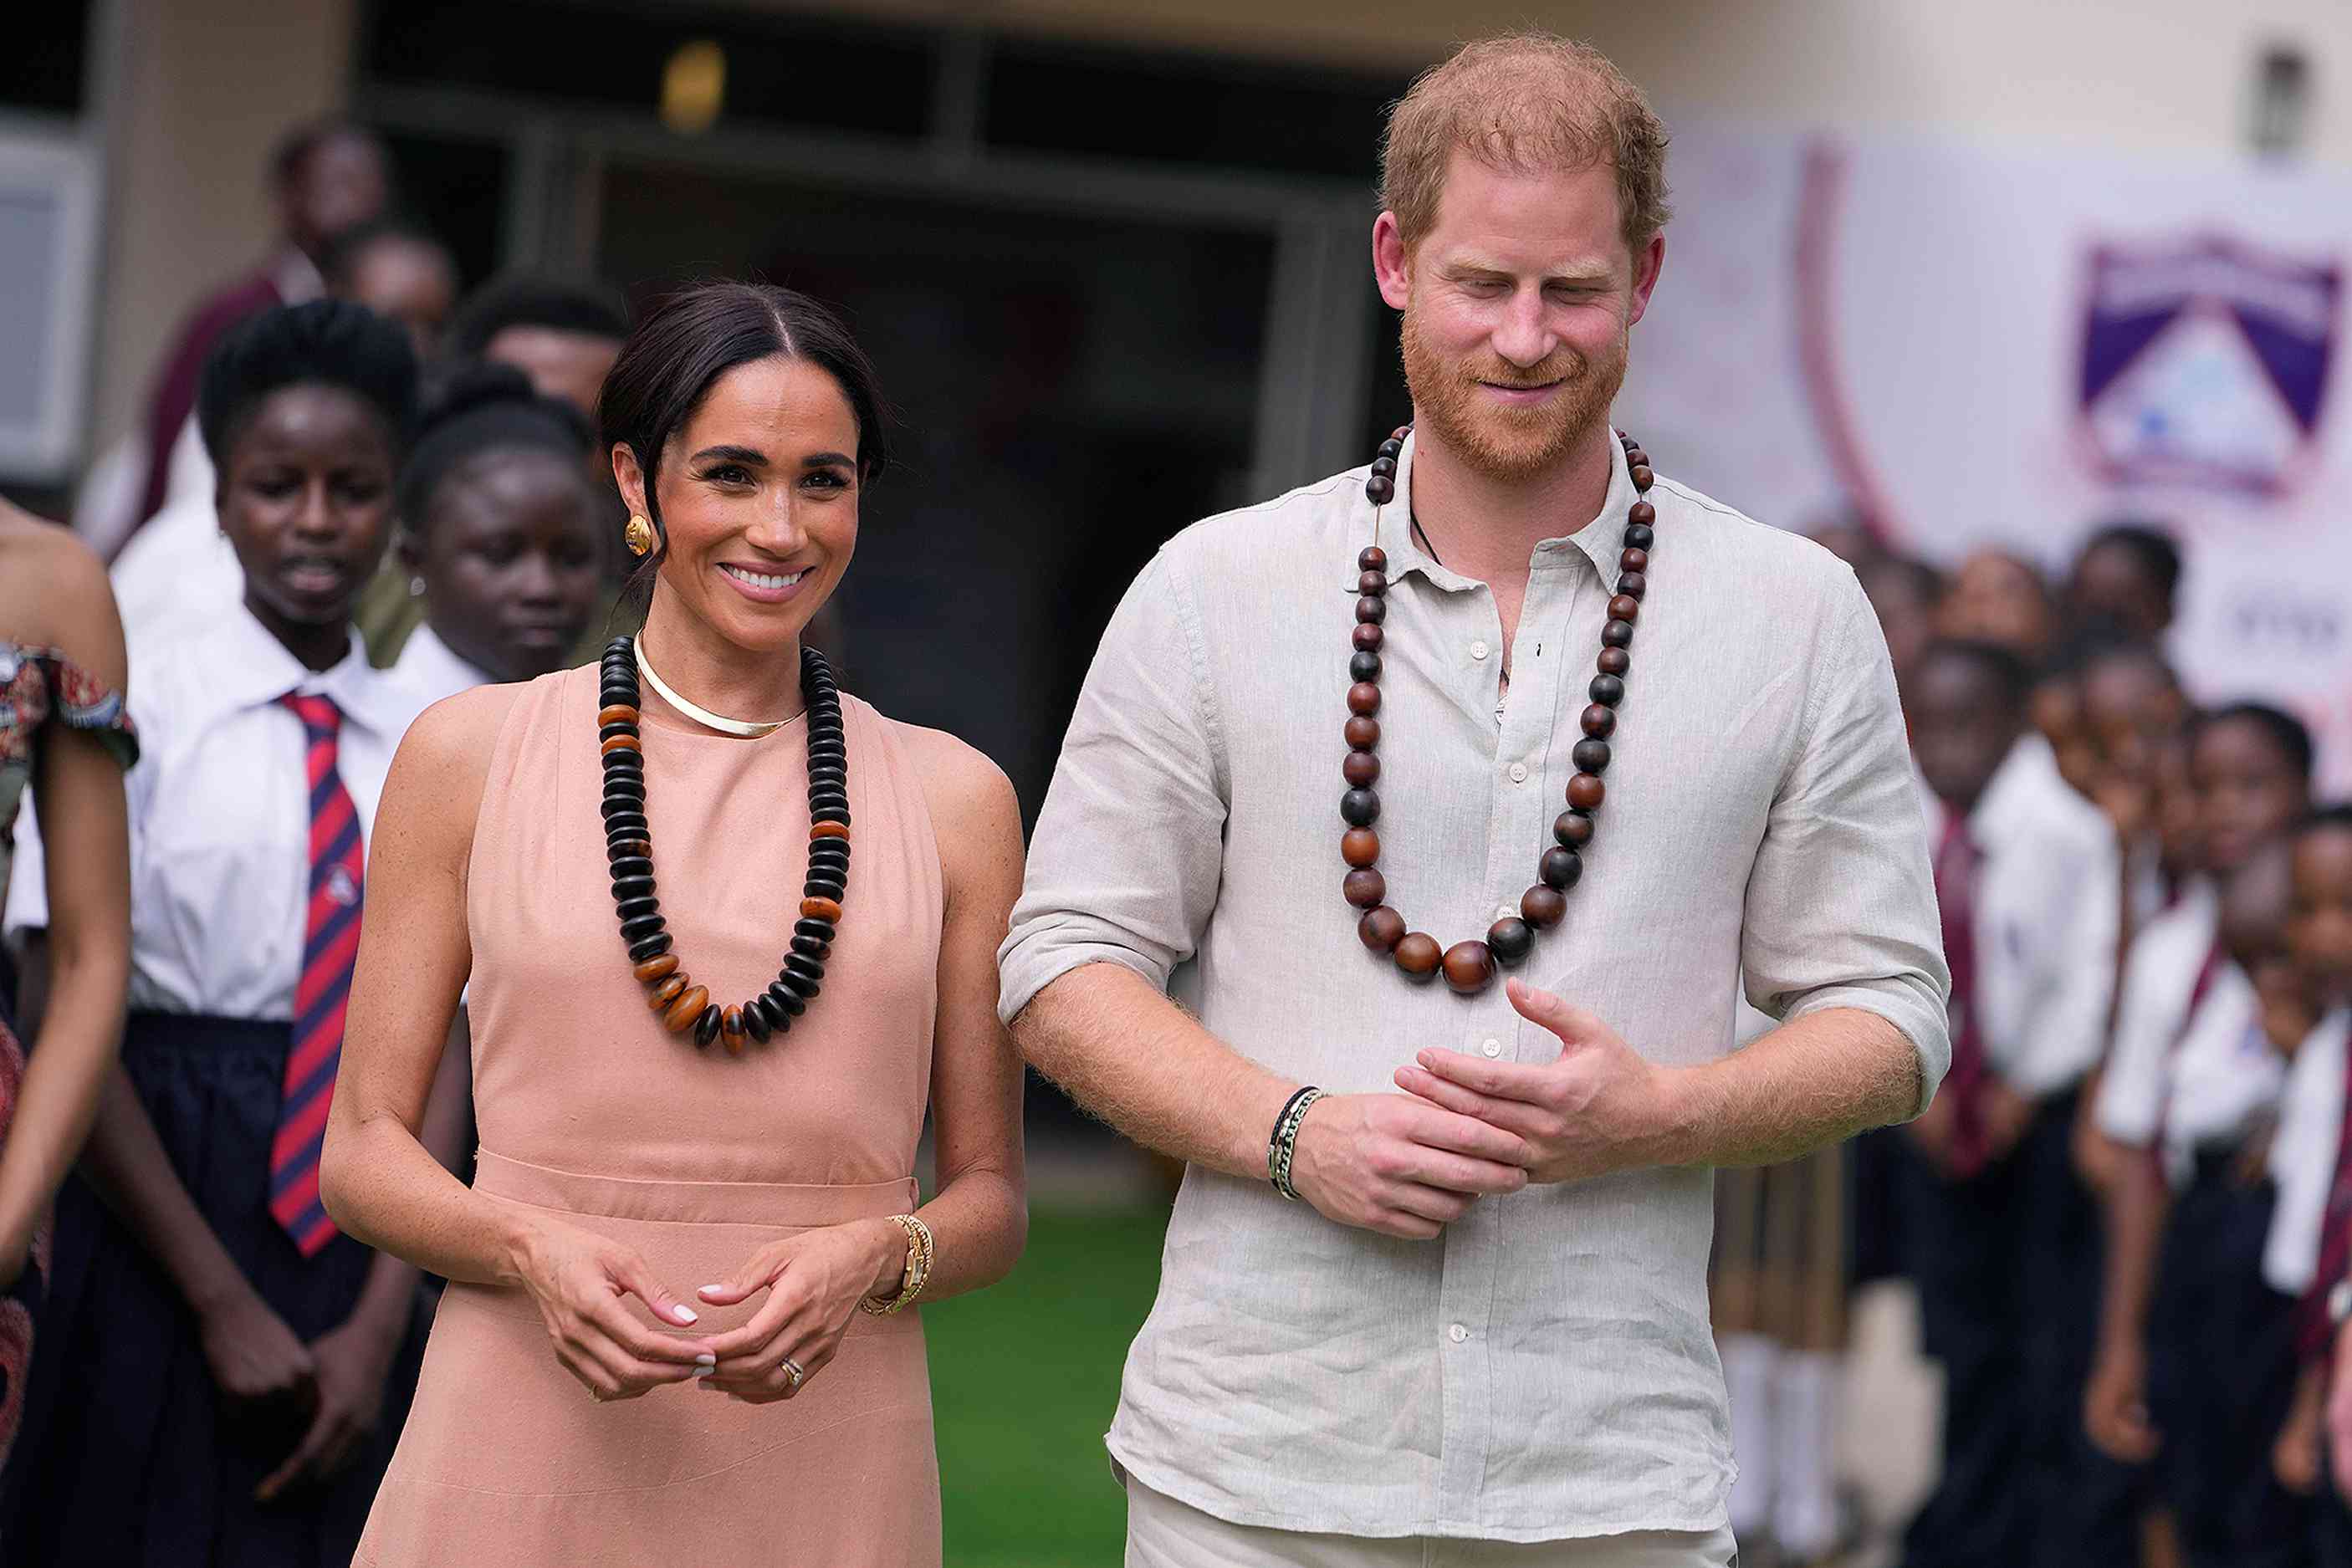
[1448,1323,1470,1344]
[1508,763,1529,784]
[1481,1038,1503,1059]
[1470,639,1490,661]
[1496,903,1517,922]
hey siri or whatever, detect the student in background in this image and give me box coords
[2087,837,2311,1567]
[355,277,633,667]
[386,363,607,705]
[77,121,391,563]
[1936,548,2058,667]
[111,216,461,651]
[442,274,631,421]
[2257,809,2352,1560]
[1899,637,2132,1568]
[3,302,463,1568]
[2068,521,2181,646]
[319,221,459,362]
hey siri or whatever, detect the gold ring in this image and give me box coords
[780,1356,805,1389]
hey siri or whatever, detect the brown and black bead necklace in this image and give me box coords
[1342,425,1659,995]
[599,636,851,1051]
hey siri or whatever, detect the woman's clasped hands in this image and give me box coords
[513,1216,715,1401]
[694,1218,908,1403]
[514,1213,907,1404]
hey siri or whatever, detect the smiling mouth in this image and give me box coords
[1479,379,1565,393]
[719,564,810,591]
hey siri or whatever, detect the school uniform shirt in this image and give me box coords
[2263,1009,2352,1295]
[1920,733,2122,1099]
[3,605,425,1017]
[106,488,243,654]
[388,621,497,712]
[2095,884,2285,1184]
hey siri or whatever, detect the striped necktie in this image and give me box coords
[1935,813,1992,1178]
[272,692,362,1256]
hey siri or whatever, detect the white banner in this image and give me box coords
[1620,128,2352,789]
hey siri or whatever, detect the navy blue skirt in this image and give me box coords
[5,1011,422,1568]
[2146,1160,2313,1568]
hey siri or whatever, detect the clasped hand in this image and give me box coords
[198,1284,407,1504]
[517,1215,896,1406]
[1291,978,1674,1240]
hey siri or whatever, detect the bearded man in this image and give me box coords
[1000,33,1950,1567]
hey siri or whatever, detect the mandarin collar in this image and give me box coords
[1373,424,1639,593]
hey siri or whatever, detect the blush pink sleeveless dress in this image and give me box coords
[356,664,943,1566]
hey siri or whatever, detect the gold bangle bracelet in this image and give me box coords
[862,1213,934,1316]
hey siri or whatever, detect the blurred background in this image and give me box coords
[4,2,2351,1562]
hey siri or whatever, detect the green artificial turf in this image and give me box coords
[926,1206,1170,1567]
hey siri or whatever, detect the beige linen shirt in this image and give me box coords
[999,430,1951,1542]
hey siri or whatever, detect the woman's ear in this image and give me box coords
[611,442,648,519]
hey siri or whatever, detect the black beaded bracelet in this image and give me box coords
[1269,1086,1325,1201]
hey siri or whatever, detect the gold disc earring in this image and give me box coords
[624,515,657,557]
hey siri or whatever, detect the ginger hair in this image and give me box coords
[1381,32,1671,255]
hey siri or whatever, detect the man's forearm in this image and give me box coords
[1652,1006,1923,1168]
[1010,961,1295,1181]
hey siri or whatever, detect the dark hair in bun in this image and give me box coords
[197,298,420,467]
[396,359,595,536]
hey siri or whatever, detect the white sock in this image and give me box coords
[1772,1349,1842,1558]
[1721,1332,1779,1539]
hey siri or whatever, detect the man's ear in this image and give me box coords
[1373,212,1414,313]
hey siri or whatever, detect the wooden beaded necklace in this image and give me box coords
[598,636,851,1051]
[1342,425,1659,996]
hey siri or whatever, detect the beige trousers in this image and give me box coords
[1124,1475,1740,1568]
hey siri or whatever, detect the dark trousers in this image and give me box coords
[2318,1454,2352,1568]
[2147,1163,2312,1568]
[1897,1088,2140,1568]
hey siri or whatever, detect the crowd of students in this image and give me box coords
[1723,520,2352,1567]
[0,120,637,1565]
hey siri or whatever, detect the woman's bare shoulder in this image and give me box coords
[0,508,128,690]
[879,717,1024,904]
[884,718,1019,832]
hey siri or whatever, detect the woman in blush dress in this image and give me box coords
[329,282,1028,1567]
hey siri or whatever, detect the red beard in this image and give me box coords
[1399,306,1627,483]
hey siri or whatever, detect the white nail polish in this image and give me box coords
[696,1352,717,1366]
[694,1364,717,1378]
[672,1305,698,1324]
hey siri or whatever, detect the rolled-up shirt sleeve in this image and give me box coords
[998,547,1228,1025]
[1739,570,1951,1117]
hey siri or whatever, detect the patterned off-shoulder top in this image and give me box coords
[0,642,139,907]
